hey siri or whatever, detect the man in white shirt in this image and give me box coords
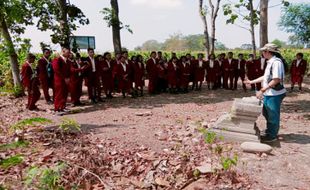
[244,43,286,142]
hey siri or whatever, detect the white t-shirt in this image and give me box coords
[89,57,96,72]
[262,56,286,96]
[209,60,214,68]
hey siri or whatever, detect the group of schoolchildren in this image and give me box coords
[20,47,307,114]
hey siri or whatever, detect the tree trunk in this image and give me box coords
[249,0,256,58]
[58,0,70,47]
[111,0,122,54]
[209,0,221,55]
[0,16,21,88]
[259,0,268,48]
[199,0,210,58]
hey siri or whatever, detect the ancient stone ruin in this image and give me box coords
[210,96,262,142]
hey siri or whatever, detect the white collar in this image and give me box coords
[43,56,49,62]
[60,55,67,62]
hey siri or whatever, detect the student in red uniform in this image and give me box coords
[206,54,220,90]
[246,54,256,91]
[133,55,145,96]
[194,53,206,90]
[37,49,53,104]
[52,47,71,114]
[234,53,247,91]
[255,55,267,90]
[112,53,122,92]
[290,53,308,91]
[21,53,41,110]
[122,51,135,97]
[167,57,179,93]
[102,52,114,98]
[185,53,194,90]
[223,52,237,90]
[115,56,131,98]
[157,51,168,93]
[146,51,158,94]
[70,53,86,106]
[178,56,191,93]
[84,48,101,103]
[216,53,225,89]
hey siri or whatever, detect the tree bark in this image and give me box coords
[111,0,122,54]
[199,0,210,58]
[57,0,70,47]
[209,0,221,55]
[249,0,257,58]
[0,16,22,88]
[259,0,268,48]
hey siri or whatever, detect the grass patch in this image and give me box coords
[0,140,29,151]
[10,117,53,132]
[0,155,23,169]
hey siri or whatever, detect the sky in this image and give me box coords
[22,0,309,53]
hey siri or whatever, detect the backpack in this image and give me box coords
[46,62,54,78]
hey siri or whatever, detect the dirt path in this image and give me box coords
[1,79,309,189]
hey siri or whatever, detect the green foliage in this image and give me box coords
[0,140,29,151]
[193,169,201,179]
[198,127,217,144]
[135,34,227,52]
[0,155,23,169]
[31,1,89,46]
[0,37,31,94]
[271,39,287,48]
[10,117,53,133]
[58,117,81,133]
[220,154,238,171]
[25,162,66,190]
[101,7,132,34]
[278,3,310,45]
[223,1,259,26]
[0,0,34,36]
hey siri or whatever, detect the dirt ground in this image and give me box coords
[0,78,309,189]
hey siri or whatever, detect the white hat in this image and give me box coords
[260,43,280,53]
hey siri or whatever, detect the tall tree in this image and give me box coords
[0,0,33,89]
[101,0,132,54]
[199,0,221,57]
[223,0,259,57]
[208,0,221,55]
[33,0,89,47]
[278,3,310,47]
[199,0,210,57]
[259,0,268,48]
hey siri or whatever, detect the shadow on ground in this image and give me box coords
[279,133,310,145]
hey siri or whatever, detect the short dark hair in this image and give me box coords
[61,45,70,50]
[87,48,94,52]
[27,53,36,60]
[42,48,50,53]
[198,53,204,57]
[296,53,303,58]
[103,52,111,59]
[150,51,156,55]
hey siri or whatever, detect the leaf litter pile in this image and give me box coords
[0,97,252,189]
[4,85,309,189]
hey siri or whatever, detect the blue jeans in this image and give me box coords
[262,93,286,138]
